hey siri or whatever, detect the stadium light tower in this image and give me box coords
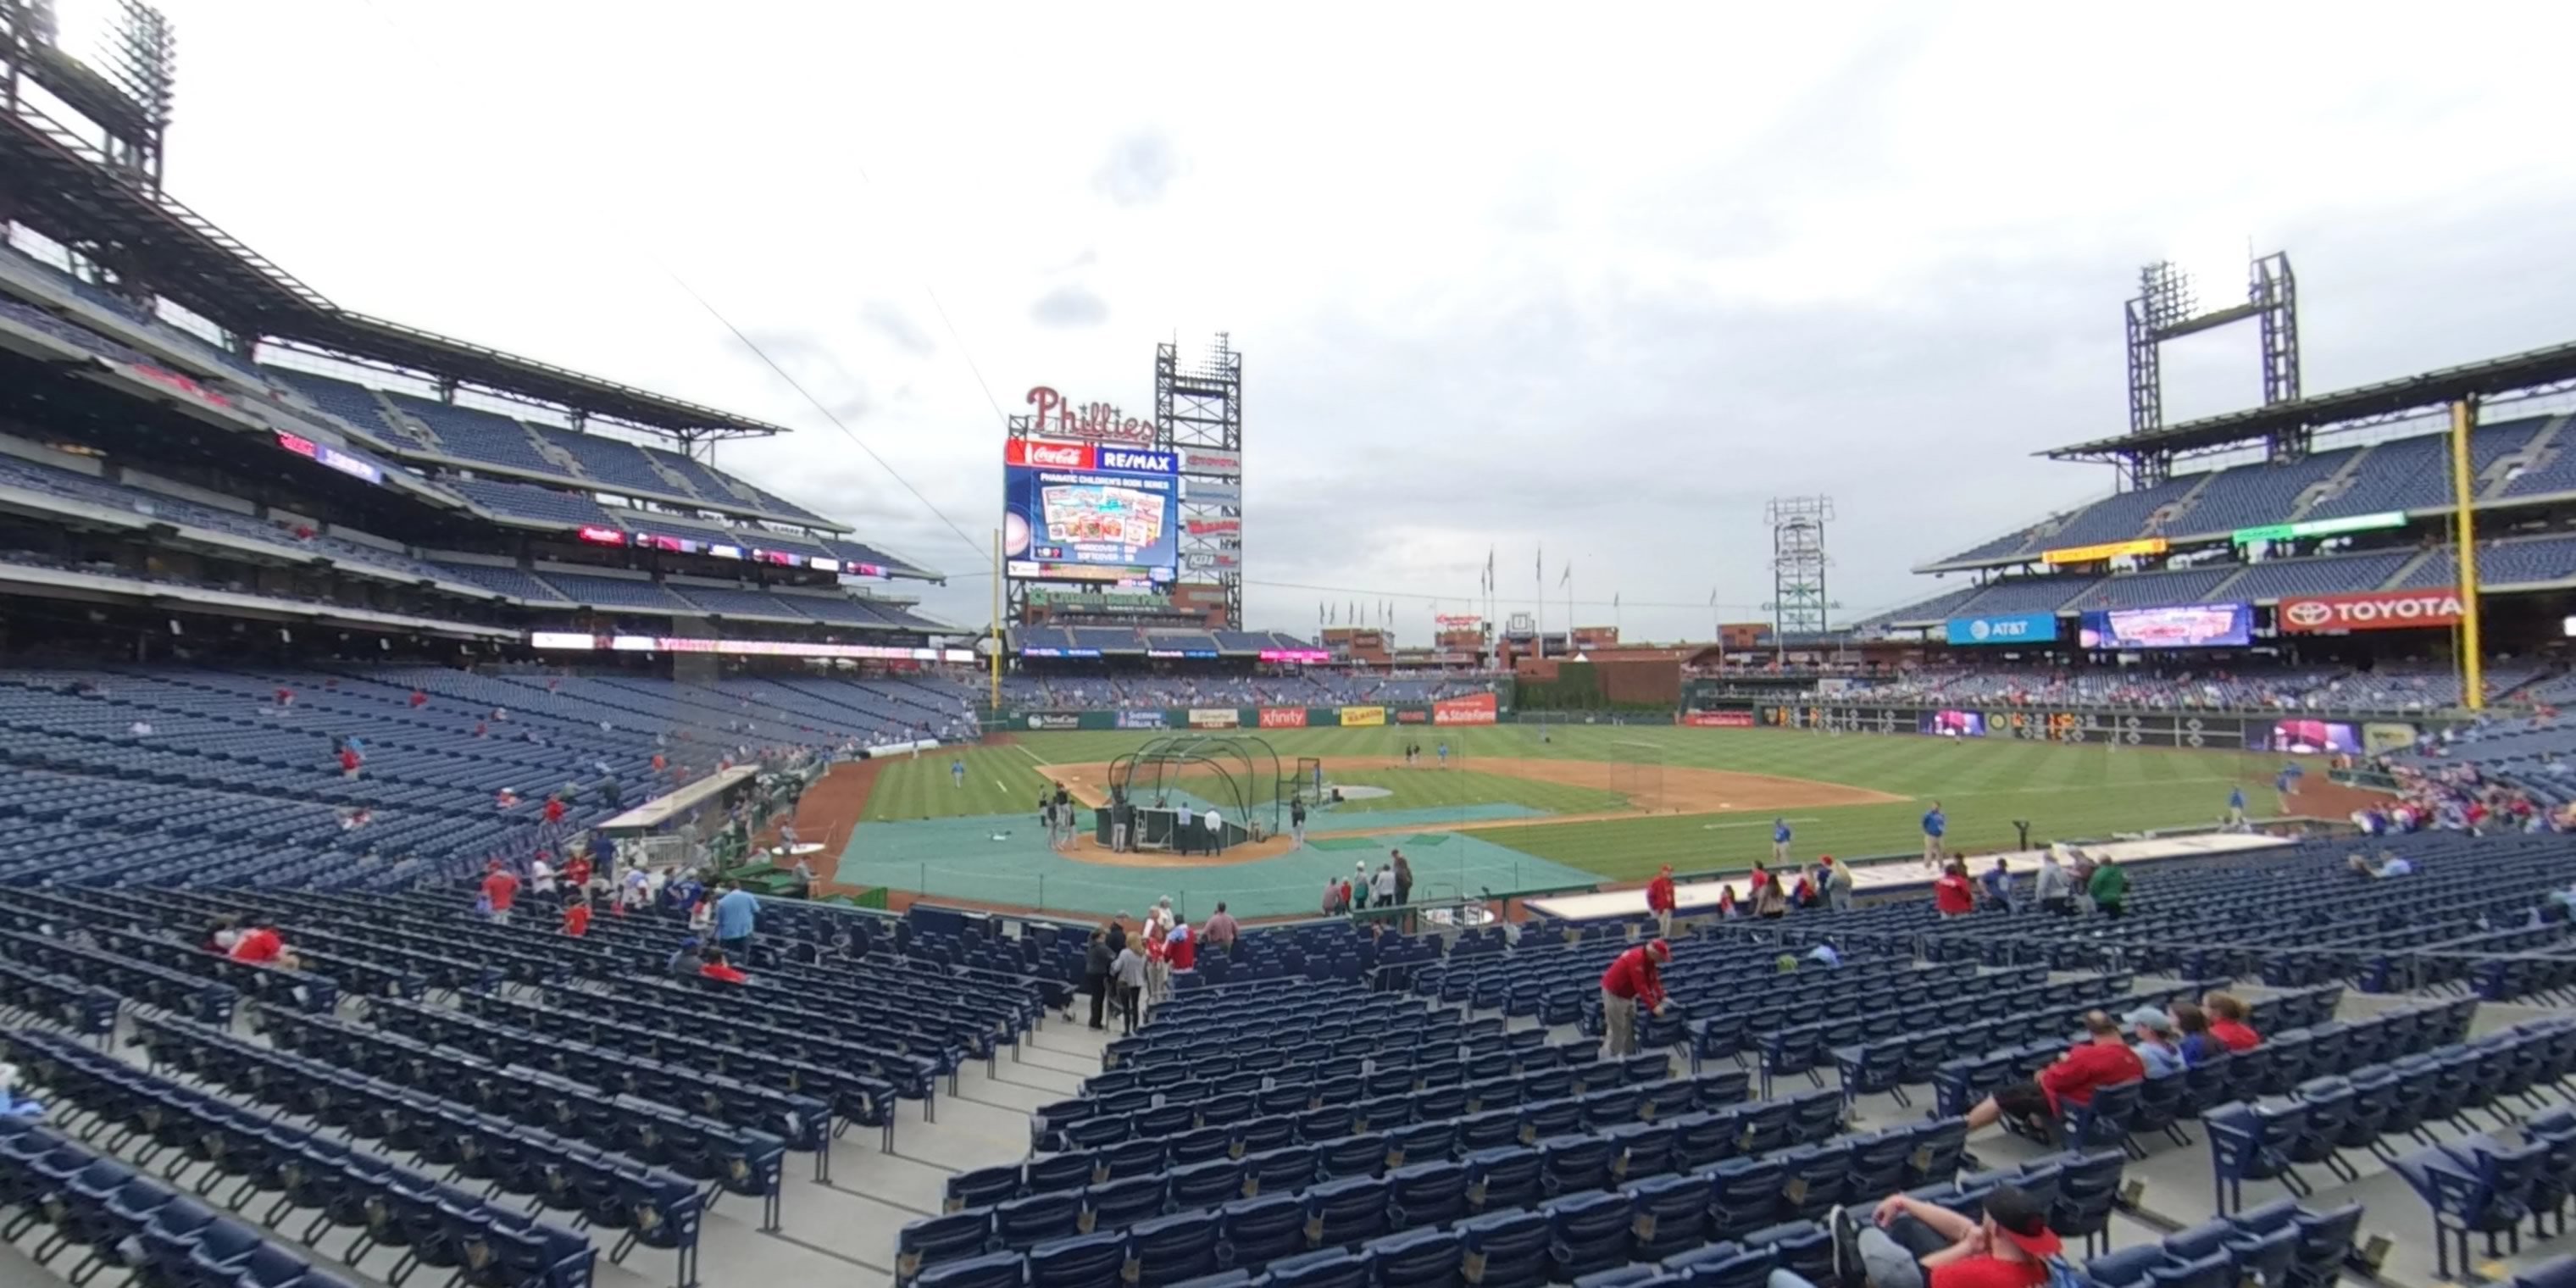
[2121,250,2301,486]
[1765,495,1834,644]
[1157,336,1243,627]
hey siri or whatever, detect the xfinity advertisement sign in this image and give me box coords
[1945,613,2058,646]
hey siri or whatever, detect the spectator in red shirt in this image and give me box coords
[651,752,667,774]
[337,748,361,779]
[1166,920,1196,971]
[1933,861,1976,918]
[408,689,428,708]
[480,860,521,924]
[1645,864,1677,938]
[565,852,592,892]
[562,891,592,938]
[699,947,748,984]
[2203,991,2262,1052]
[1967,1010,2145,1135]
[1599,939,1673,1060]
[543,795,566,825]
[1832,1181,2063,1288]
[274,687,294,708]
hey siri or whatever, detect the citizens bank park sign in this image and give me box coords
[2277,588,2467,634]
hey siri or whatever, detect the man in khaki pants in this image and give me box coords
[1599,939,1673,1059]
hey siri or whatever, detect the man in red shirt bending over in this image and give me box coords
[1966,1010,2143,1136]
[1645,865,1678,938]
[1600,939,1674,1060]
[1933,861,1976,919]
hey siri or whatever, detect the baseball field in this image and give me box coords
[786,722,2365,920]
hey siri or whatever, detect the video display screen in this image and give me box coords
[1005,462,1179,583]
[2078,603,2253,650]
[2256,719,2361,755]
[1919,709,1988,737]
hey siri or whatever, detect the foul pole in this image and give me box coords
[2451,399,2484,710]
[990,529,1003,711]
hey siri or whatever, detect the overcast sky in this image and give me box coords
[109,1,2576,639]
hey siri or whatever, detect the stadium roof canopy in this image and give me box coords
[0,108,791,443]
[2044,338,2576,465]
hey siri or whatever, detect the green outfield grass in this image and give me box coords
[855,724,2322,886]
[858,746,1063,822]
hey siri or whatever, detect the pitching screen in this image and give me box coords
[1003,440,1180,583]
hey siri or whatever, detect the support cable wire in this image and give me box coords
[661,269,986,559]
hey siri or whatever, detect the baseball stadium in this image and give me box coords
[4,9,2576,1288]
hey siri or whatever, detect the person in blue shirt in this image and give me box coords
[952,758,966,788]
[1436,741,1449,767]
[2172,1001,2223,1065]
[2228,786,2248,830]
[1773,817,1792,865]
[1920,802,1946,869]
[713,880,759,960]
[2274,767,2297,813]
[2127,1006,2184,1079]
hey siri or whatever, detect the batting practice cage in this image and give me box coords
[1097,735,1294,852]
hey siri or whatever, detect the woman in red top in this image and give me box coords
[563,893,592,938]
[2203,991,2262,1051]
[1933,861,1976,917]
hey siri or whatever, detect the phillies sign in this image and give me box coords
[1026,386,1155,444]
[1186,518,1242,536]
[1005,439,1174,473]
[2278,588,2467,634]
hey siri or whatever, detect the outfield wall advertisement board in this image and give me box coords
[1680,710,1756,728]
[1433,692,1500,725]
[1340,705,1387,727]
[1187,708,1241,729]
[1258,707,1308,729]
[1116,710,1168,729]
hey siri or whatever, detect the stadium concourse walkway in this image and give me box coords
[835,813,1600,921]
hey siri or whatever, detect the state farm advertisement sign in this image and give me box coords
[2279,588,2467,634]
[1258,707,1308,729]
[1432,692,1499,726]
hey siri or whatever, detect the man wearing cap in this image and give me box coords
[1832,1182,2063,1288]
[2127,1005,2184,1080]
[1964,1009,2145,1136]
[1645,864,1677,939]
[1598,938,1673,1060]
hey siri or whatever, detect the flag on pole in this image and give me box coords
[1559,563,1571,588]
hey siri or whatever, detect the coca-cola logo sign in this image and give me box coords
[2278,589,2466,633]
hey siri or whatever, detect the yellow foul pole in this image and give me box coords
[2450,398,2484,711]
[990,529,1004,712]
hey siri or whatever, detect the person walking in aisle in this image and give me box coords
[1772,817,1792,866]
[1084,928,1113,1030]
[1112,936,1148,1034]
[1920,801,1946,872]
